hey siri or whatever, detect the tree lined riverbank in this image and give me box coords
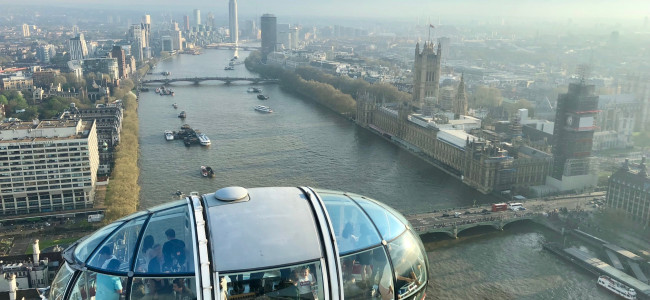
[245,51,411,116]
[103,89,140,222]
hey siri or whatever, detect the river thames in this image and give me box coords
[137,49,614,299]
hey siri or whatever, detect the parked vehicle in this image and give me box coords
[492,203,508,212]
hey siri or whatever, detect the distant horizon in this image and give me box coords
[5,1,650,24]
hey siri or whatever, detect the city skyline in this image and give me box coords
[5,0,650,22]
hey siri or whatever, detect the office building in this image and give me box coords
[22,24,30,37]
[82,58,119,79]
[290,26,299,49]
[68,34,88,61]
[261,14,277,58]
[229,0,238,44]
[172,30,183,51]
[206,12,215,28]
[607,158,650,227]
[412,42,442,110]
[193,9,201,27]
[183,15,190,31]
[0,119,99,216]
[276,23,290,50]
[110,46,127,79]
[161,36,173,52]
[129,24,144,62]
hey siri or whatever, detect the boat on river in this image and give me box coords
[172,103,178,109]
[201,166,215,178]
[224,66,234,70]
[178,111,186,118]
[254,105,273,113]
[164,130,174,141]
[247,87,262,93]
[257,94,269,100]
[197,133,211,146]
[597,275,637,299]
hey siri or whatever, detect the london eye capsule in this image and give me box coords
[48,186,429,299]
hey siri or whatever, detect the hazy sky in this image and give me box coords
[14,0,650,21]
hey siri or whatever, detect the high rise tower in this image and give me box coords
[69,34,89,61]
[183,15,190,31]
[229,0,239,44]
[22,24,30,37]
[142,15,151,48]
[551,82,599,179]
[193,9,201,27]
[412,41,442,110]
[261,14,277,58]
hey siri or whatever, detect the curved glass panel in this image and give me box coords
[68,269,127,300]
[222,260,324,299]
[131,276,197,299]
[135,205,195,275]
[87,215,147,273]
[74,222,122,264]
[388,231,427,299]
[320,193,382,254]
[49,262,74,300]
[340,246,394,300]
[352,196,406,241]
[146,200,186,213]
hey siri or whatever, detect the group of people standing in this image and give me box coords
[92,228,194,300]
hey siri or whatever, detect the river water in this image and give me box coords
[137,49,614,299]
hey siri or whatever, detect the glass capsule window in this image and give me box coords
[73,222,123,264]
[49,262,74,300]
[87,215,147,273]
[135,205,195,275]
[320,192,382,254]
[68,269,127,300]
[351,196,406,241]
[130,276,198,300]
[221,260,325,299]
[340,246,394,300]
[388,230,428,299]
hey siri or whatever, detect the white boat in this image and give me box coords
[197,133,211,146]
[247,87,262,93]
[254,105,273,113]
[164,130,174,141]
[597,275,637,300]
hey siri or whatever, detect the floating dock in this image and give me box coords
[544,242,650,299]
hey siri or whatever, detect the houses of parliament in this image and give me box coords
[356,41,559,195]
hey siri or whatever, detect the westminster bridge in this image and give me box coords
[405,191,603,238]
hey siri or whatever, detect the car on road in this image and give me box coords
[442,213,450,217]
[454,212,462,218]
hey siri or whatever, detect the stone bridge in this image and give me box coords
[407,212,541,239]
[141,77,279,85]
